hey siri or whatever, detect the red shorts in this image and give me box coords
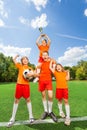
[15,84,30,99]
[39,80,52,92]
[56,88,68,100]
[38,57,44,63]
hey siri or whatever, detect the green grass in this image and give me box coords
[0,81,87,130]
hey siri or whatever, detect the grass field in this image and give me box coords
[0,81,87,130]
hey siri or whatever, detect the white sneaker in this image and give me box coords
[29,118,35,124]
[59,112,65,118]
[33,77,39,83]
[64,118,71,126]
[7,118,15,128]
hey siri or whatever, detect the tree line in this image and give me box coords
[0,53,87,82]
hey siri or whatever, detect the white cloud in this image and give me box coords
[19,14,48,28]
[58,46,87,66]
[56,33,87,42]
[0,0,8,18]
[0,44,31,60]
[0,19,5,27]
[31,13,48,28]
[84,8,87,16]
[19,16,30,26]
[25,0,48,11]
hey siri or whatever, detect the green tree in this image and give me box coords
[76,60,87,80]
[76,67,85,80]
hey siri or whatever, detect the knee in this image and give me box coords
[64,99,68,104]
[26,98,30,103]
[48,96,53,101]
[14,99,19,104]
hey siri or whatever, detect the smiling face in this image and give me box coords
[42,39,47,46]
[56,64,64,72]
[21,56,29,65]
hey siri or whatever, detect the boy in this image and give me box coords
[38,51,58,122]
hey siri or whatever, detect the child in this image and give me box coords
[50,61,71,125]
[33,34,51,82]
[38,51,58,122]
[7,55,34,127]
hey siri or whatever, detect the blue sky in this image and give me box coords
[0,0,87,66]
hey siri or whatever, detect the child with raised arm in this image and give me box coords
[7,55,34,127]
[33,34,51,82]
[50,61,71,125]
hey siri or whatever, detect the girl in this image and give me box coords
[7,55,34,127]
[50,61,71,125]
[33,34,51,82]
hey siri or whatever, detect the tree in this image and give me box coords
[76,67,85,80]
[0,52,87,81]
[76,60,87,80]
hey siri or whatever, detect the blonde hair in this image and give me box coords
[21,56,29,64]
[55,63,65,72]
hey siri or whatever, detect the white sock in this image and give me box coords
[65,104,70,118]
[42,100,48,112]
[48,101,53,113]
[27,102,34,119]
[11,103,18,120]
[58,103,63,114]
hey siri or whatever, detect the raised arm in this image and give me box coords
[36,35,42,47]
[66,70,70,80]
[49,59,56,73]
[13,55,19,64]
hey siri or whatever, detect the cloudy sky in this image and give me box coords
[0,0,87,66]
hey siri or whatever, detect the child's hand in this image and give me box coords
[33,70,40,77]
[41,34,45,37]
[65,70,70,74]
[50,58,56,64]
[16,54,20,57]
[66,70,69,72]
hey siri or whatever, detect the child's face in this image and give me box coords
[21,57,29,65]
[42,52,49,61]
[42,40,47,46]
[56,65,62,72]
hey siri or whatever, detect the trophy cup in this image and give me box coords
[39,27,45,37]
[39,27,43,34]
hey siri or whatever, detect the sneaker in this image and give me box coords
[41,112,48,120]
[64,118,71,126]
[7,118,15,128]
[33,77,39,83]
[49,112,58,122]
[29,118,35,124]
[59,112,65,118]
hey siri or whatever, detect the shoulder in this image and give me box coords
[15,62,21,68]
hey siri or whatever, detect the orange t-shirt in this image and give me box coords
[39,61,52,81]
[54,71,68,89]
[15,63,32,84]
[38,45,49,57]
